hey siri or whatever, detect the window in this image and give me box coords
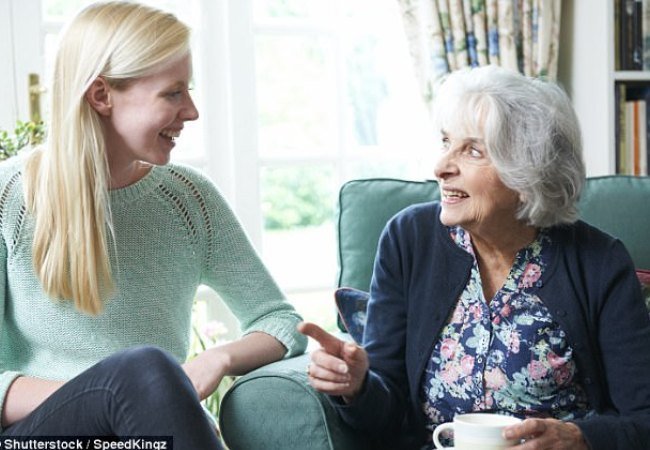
[252,0,433,326]
[8,0,433,331]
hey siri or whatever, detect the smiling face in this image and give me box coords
[102,54,199,171]
[433,129,522,237]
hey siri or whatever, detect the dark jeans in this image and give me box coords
[2,346,224,449]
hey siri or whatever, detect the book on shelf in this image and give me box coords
[620,0,643,70]
[644,0,650,69]
[617,85,650,175]
[634,100,650,175]
[630,99,646,175]
[616,83,626,174]
[624,100,634,175]
[634,0,644,69]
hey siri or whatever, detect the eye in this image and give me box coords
[468,147,482,158]
[165,90,183,99]
[441,136,451,149]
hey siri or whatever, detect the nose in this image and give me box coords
[433,148,459,181]
[182,93,199,121]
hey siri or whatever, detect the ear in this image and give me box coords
[85,77,113,116]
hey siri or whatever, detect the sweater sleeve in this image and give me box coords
[0,227,22,429]
[573,239,650,449]
[189,170,306,357]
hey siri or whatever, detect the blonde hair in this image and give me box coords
[24,1,190,314]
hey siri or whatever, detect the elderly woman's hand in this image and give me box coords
[297,322,369,403]
[504,418,588,450]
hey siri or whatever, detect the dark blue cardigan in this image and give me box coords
[335,202,650,450]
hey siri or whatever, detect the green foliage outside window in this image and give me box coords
[0,120,45,161]
[261,166,335,230]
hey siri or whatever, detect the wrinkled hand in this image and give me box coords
[182,348,227,401]
[297,322,369,402]
[504,418,588,450]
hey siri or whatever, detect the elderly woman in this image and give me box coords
[299,65,650,450]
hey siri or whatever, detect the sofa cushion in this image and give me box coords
[335,287,370,344]
[578,176,650,269]
[336,178,440,292]
[336,178,439,332]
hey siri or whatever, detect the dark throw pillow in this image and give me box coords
[334,287,370,344]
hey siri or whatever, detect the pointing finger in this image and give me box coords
[297,321,344,356]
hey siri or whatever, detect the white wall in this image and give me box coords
[558,0,613,176]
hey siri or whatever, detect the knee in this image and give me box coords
[118,346,178,373]
[106,346,195,399]
[89,347,207,431]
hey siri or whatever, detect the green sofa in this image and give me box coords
[219,176,650,450]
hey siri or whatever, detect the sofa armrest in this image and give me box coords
[219,353,370,450]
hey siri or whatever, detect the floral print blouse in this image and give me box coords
[421,226,593,438]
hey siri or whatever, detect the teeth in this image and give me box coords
[443,190,468,198]
[160,129,181,139]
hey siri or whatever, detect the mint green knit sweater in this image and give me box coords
[0,154,306,419]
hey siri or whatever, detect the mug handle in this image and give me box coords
[432,422,454,449]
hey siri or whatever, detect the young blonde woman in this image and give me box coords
[0,1,306,446]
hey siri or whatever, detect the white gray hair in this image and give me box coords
[432,65,585,227]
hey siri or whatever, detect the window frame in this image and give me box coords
[4,0,432,295]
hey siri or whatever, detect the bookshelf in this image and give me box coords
[613,0,650,176]
[557,1,612,176]
[557,1,650,177]
[616,71,650,81]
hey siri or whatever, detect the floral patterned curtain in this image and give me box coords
[396,0,562,108]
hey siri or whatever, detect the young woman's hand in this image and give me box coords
[297,322,369,402]
[182,331,287,401]
[182,348,227,401]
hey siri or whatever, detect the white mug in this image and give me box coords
[432,413,522,450]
